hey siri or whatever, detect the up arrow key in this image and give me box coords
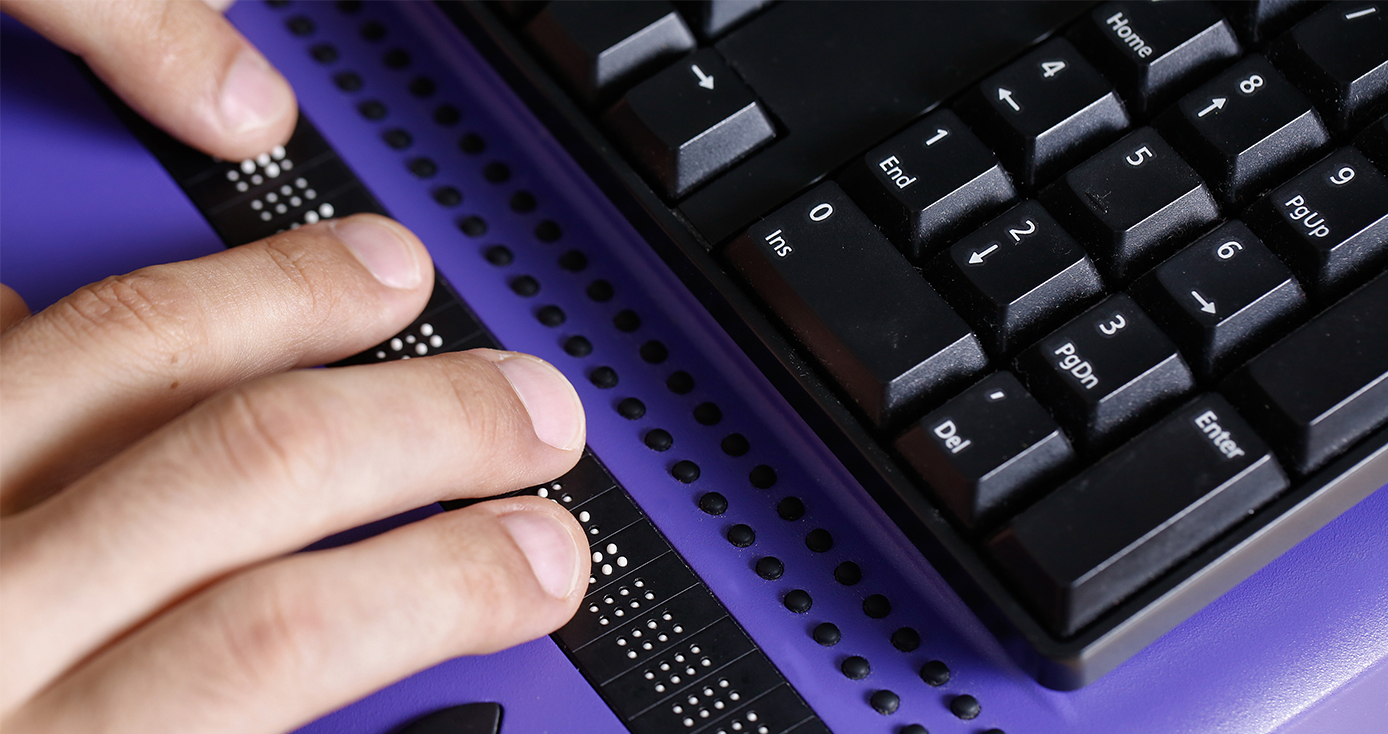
[691,64,715,90]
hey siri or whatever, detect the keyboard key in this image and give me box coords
[1014,294,1195,453]
[1244,147,1388,301]
[1271,3,1388,132]
[1042,127,1221,283]
[1131,221,1307,380]
[677,0,771,40]
[1357,113,1388,171]
[723,183,988,427]
[1217,0,1320,45]
[606,49,775,198]
[1223,273,1388,474]
[1158,54,1330,205]
[989,394,1288,636]
[839,110,1016,262]
[896,372,1074,530]
[1069,1,1241,116]
[957,37,1130,188]
[526,1,696,105]
[929,200,1104,356]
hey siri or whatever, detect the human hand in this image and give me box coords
[0,216,591,732]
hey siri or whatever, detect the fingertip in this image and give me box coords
[330,215,429,292]
[217,46,298,149]
[477,352,587,452]
[498,508,586,600]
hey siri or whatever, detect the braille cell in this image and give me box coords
[587,279,615,302]
[334,72,363,92]
[891,627,920,652]
[783,589,813,613]
[484,162,512,183]
[672,460,701,483]
[509,276,538,296]
[919,660,951,687]
[382,48,411,69]
[644,428,673,451]
[589,365,618,388]
[806,529,834,553]
[834,561,862,586]
[358,100,387,120]
[537,305,566,327]
[434,104,461,126]
[408,75,436,97]
[841,656,871,680]
[698,492,728,515]
[864,594,891,619]
[458,216,488,237]
[950,695,981,720]
[484,245,513,266]
[459,133,486,154]
[693,402,722,425]
[727,523,756,547]
[870,690,900,715]
[310,44,338,63]
[558,250,588,272]
[286,16,314,36]
[749,465,776,489]
[563,335,593,357]
[360,20,386,41]
[639,341,669,364]
[432,186,462,207]
[666,371,695,394]
[407,157,437,178]
[721,433,750,456]
[755,556,784,580]
[776,497,805,521]
[617,397,646,420]
[535,220,563,242]
[510,190,537,212]
[613,309,642,332]
[382,128,411,149]
[814,622,842,646]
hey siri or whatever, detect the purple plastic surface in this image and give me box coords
[3,3,1385,733]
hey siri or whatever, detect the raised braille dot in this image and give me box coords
[360,20,386,40]
[667,371,695,394]
[638,341,668,364]
[693,402,722,425]
[336,0,362,12]
[919,660,950,687]
[870,689,900,715]
[813,622,841,646]
[950,695,980,720]
[834,561,862,586]
[407,157,437,178]
[698,492,727,515]
[485,246,514,267]
[776,497,805,521]
[535,220,563,242]
[721,433,750,456]
[617,397,646,420]
[537,305,566,327]
[310,43,338,63]
[434,104,461,125]
[891,627,920,652]
[783,589,812,613]
[841,656,870,680]
[754,556,784,580]
[727,524,755,547]
[672,460,700,483]
[558,250,588,272]
[749,465,776,488]
[864,594,891,619]
[459,215,488,237]
[510,190,537,212]
[433,186,462,207]
[381,128,411,149]
[563,335,592,357]
[358,100,388,120]
[806,528,833,553]
[644,429,673,451]
[286,15,315,36]
[589,365,618,387]
[335,71,363,92]
[587,279,614,302]
[901,725,928,734]
[483,161,512,183]
[408,75,436,97]
[448,132,487,157]
[382,48,411,69]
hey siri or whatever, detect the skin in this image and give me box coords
[0,2,592,732]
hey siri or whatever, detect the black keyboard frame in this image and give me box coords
[444,0,1388,688]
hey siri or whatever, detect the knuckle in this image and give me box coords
[208,573,328,690]
[206,380,339,499]
[254,234,340,327]
[437,355,526,448]
[55,272,204,368]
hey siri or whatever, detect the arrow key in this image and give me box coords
[1131,220,1307,380]
[606,48,775,198]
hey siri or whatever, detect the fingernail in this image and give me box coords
[500,511,582,599]
[491,354,585,451]
[332,217,423,290]
[219,47,294,135]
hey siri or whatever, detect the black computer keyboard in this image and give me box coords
[449,0,1388,686]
